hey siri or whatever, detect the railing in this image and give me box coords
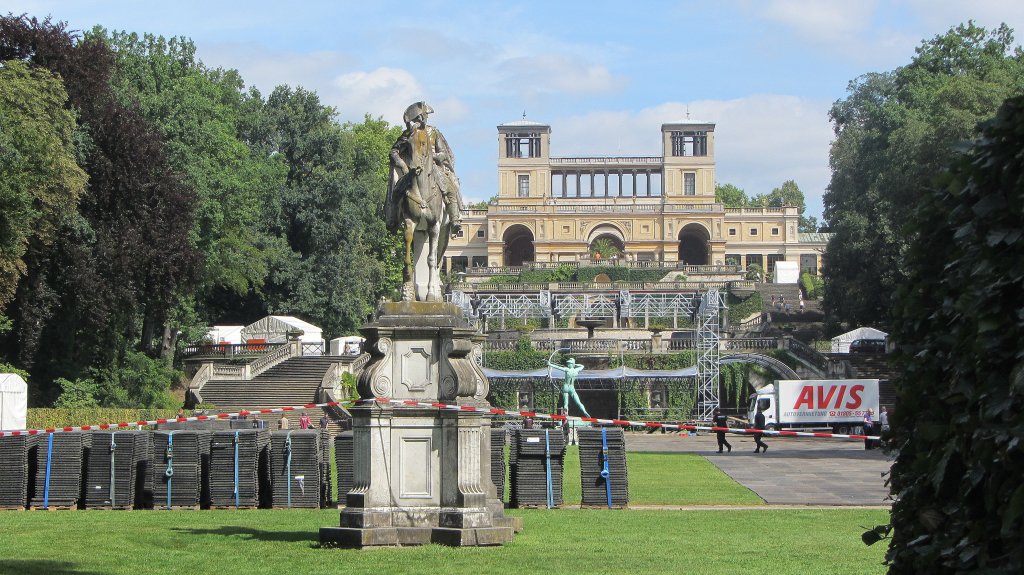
[723,207,791,215]
[301,342,325,356]
[465,263,742,276]
[784,337,829,372]
[491,205,538,213]
[181,342,286,358]
[668,338,697,351]
[737,312,767,329]
[212,364,247,380]
[349,353,370,372]
[722,337,777,351]
[189,363,213,392]
[550,156,662,166]
[249,342,297,379]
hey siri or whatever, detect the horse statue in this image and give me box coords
[385,102,464,302]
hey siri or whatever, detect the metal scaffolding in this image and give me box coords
[451,285,724,420]
[694,289,722,420]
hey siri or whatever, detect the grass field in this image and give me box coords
[0,508,888,575]
[0,446,889,574]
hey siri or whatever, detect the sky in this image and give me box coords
[4,1,1024,220]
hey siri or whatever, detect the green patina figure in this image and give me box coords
[548,356,590,417]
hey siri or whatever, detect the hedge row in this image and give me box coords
[27,408,180,430]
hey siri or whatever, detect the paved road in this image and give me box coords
[623,431,892,506]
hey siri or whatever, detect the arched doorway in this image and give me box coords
[678,223,710,265]
[587,224,626,263]
[503,225,534,266]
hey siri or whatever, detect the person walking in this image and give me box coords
[299,412,312,430]
[319,414,329,429]
[753,409,768,453]
[278,413,290,430]
[863,408,875,450]
[713,408,732,453]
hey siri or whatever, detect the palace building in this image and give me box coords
[445,117,827,276]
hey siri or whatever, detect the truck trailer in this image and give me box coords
[747,379,880,434]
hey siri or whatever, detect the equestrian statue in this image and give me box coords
[385,102,464,302]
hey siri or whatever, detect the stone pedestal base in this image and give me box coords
[318,302,518,548]
[319,525,514,547]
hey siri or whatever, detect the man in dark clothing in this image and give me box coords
[753,410,769,453]
[713,408,732,453]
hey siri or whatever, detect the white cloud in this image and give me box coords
[757,0,877,43]
[329,67,424,123]
[904,1,1024,38]
[497,54,622,96]
[198,43,353,94]
[550,95,834,218]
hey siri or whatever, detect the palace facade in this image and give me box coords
[446,117,827,276]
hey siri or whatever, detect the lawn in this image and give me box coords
[0,508,888,575]
[560,445,765,506]
[0,444,889,574]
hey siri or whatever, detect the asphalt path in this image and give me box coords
[623,431,892,506]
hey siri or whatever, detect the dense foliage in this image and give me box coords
[884,95,1024,573]
[0,16,403,407]
[823,22,1024,330]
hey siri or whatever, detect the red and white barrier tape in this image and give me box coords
[360,398,882,441]
[0,401,356,437]
[0,397,880,441]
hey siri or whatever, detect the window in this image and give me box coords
[476,229,485,238]
[670,131,708,156]
[728,228,736,236]
[749,227,758,236]
[450,256,468,272]
[684,173,696,196]
[746,254,763,269]
[472,256,487,267]
[771,227,780,236]
[456,229,465,238]
[517,175,530,197]
[506,132,541,158]
[642,225,650,233]
[767,254,785,275]
[725,254,742,266]
[562,225,570,233]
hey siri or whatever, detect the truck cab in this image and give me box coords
[747,384,777,429]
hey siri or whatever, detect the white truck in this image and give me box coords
[747,379,879,434]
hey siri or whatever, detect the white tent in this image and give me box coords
[831,327,888,353]
[241,316,323,344]
[0,373,28,431]
[205,325,244,344]
[330,336,365,356]
[773,261,800,284]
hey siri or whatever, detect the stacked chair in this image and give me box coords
[319,429,333,507]
[208,429,271,508]
[269,430,322,508]
[28,432,85,509]
[334,431,354,505]
[510,428,565,508]
[81,431,149,509]
[0,435,37,508]
[489,425,507,503]
[578,427,629,507]
[152,430,212,509]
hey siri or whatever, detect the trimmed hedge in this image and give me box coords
[27,408,180,430]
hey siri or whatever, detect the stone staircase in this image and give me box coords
[195,356,345,425]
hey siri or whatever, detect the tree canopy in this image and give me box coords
[885,94,1024,573]
[822,22,1024,330]
[0,15,404,407]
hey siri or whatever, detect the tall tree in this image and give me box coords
[0,16,199,405]
[0,60,87,312]
[714,183,748,207]
[885,94,1024,573]
[822,22,1024,329]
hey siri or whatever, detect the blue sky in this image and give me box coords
[4,1,1024,220]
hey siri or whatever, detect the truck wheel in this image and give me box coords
[835,425,850,435]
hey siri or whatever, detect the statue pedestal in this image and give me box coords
[319,302,517,547]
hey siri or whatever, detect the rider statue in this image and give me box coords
[548,357,590,418]
[386,102,464,301]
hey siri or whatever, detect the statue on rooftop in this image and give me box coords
[386,102,464,302]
